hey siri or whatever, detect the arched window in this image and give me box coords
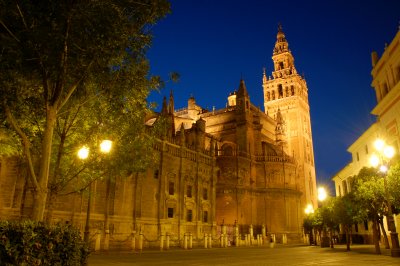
[222,144,233,156]
[272,91,275,100]
[291,86,295,96]
[278,84,283,98]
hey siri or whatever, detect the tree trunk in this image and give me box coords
[329,229,334,248]
[45,190,57,224]
[31,106,57,221]
[378,217,390,249]
[345,227,351,251]
[372,218,381,254]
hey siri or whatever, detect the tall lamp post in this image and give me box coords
[304,204,314,245]
[317,187,330,247]
[370,139,400,257]
[78,140,113,245]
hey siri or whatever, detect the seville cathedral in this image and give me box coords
[0,27,317,249]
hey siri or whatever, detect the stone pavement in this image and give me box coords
[88,244,400,266]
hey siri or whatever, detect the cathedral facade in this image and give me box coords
[0,27,317,249]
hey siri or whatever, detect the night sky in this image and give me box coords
[147,0,400,192]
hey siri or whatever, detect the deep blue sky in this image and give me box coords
[147,0,400,191]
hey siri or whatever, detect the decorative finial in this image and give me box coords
[263,67,266,75]
[278,23,283,32]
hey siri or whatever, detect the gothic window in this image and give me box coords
[203,211,208,223]
[203,188,208,200]
[167,208,174,218]
[222,144,233,156]
[168,181,174,195]
[291,86,295,95]
[279,62,284,70]
[278,85,283,98]
[187,185,192,198]
[285,87,289,97]
[272,91,275,100]
[187,209,193,222]
[356,152,359,161]
[365,145,369,154]
[246,101,249,109]
[267,92,270,101]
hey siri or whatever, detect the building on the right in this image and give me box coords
[332,27,400,248]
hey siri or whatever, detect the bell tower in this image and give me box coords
[263,25,317,209]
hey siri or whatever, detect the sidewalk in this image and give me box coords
[88,244,399,266]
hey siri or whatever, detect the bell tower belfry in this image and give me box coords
[263,25,317,209]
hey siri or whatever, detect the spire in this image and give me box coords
[168,89,175,114]
[237,79,248,97]
[179,123,185,146]
[161,96,168,115]
[273,23,289,55]
[262,68,267,83]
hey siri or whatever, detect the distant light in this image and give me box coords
[317,187,327,202]
[369,154,379,167]
[305,204,314,214]
[383,146,395,159]
[379,165,388,173]
[374,139,385,151]
[100,140,113,154]
[78,146,89,159]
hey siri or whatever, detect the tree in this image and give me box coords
[354,167,388,253]
[335,193,366,251]
[319,198,340,248]
[0,0,171,221]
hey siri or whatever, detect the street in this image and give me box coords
[88,244,399,265]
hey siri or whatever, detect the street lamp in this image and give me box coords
[305,204,314,215]
[370,138,400,257]
[317,187,327,202]
[78,140,112,245]
[317,186,330,248]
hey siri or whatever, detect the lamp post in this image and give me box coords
[370,139,400,257]
[304,204,314,245]
[78,140,113,245]
[317,187,330,247]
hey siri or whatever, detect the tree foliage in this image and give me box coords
[0,0,171,221]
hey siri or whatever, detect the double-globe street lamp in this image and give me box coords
[369,139,400,257]
[78,140,113,245]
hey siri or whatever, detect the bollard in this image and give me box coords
[189,233,193,249]
[220,234,224,247]
[262,225,266,238]
[249,225,253,245]
[204,234,208,249]
[283,233,287,244]
[208,234,212,248]
[103,230,110,251]
[257,234,260,246]
[131,234,136,251]
[138,233,143,252]
[224,234,228,247]
[235,235,239,247]
[160,234,164,251]
[184,234,188,249]
[95,231,101,251]
[166,234,170,250]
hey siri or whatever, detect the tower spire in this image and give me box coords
[168,89,175,114]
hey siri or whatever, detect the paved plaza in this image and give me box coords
[88,244,400,265]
